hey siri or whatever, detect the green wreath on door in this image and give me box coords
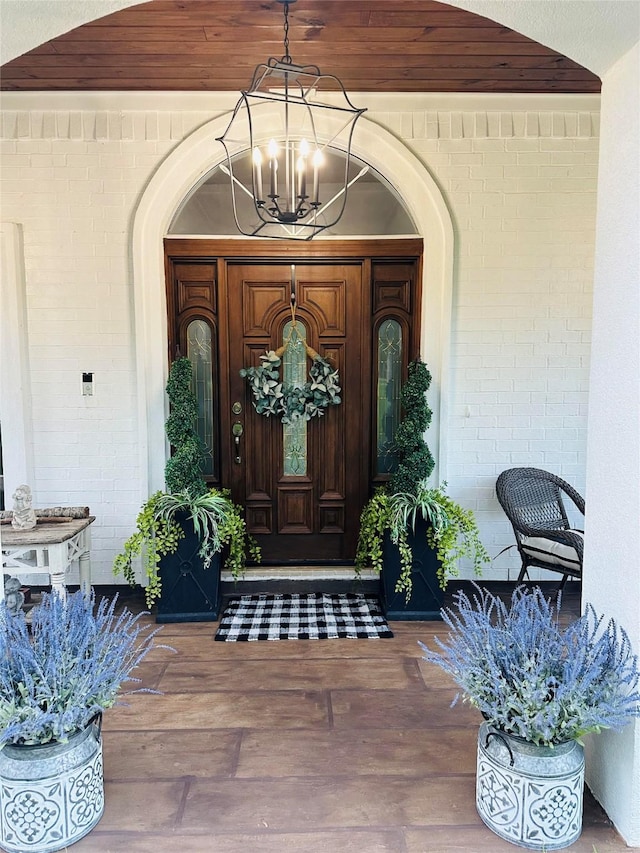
[240,312,341,425]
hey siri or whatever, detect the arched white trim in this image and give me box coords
[132,112,454,497]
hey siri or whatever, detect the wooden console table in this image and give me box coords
[1,517,95,602]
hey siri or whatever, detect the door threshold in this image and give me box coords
[222,566,378,582]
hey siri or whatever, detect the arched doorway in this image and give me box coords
[132,114,455,506]
[163,148,428,565]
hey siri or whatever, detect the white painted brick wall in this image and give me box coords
[0,96,597,586]
[405,129,594,582]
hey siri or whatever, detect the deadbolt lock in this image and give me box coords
[232,401,243,415]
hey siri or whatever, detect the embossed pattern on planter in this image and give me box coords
[476,721,584,851]
[0,726,104,853]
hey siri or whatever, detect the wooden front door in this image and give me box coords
[165,237,423,569]
[226,262,367,563]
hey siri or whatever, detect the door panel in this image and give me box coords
[227,263,366,563]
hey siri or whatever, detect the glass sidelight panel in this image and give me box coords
[282,320,308,476]
[186,319,215,476]
[376,319,402,475]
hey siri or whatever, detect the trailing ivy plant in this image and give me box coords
[113,488,260,608]
[114,357,260,607]
[356,482,489,596]
[356,358,489,598]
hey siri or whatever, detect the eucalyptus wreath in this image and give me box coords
[240,350,341,424]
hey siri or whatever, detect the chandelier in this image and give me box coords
[217,0,366,240]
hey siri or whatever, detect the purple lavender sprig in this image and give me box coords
[0,590,166,747]
[420,584,640,746]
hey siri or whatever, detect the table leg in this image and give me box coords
[79,551,91,596]
[47,544,67,601]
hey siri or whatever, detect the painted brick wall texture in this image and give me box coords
[0,103,597,585]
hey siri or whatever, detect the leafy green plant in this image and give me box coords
[356,482,489,596]
[113,488,260,607]
[113,357,260,606]
[164,356,208,497]
[356,358,488,598]
[421,584,640,746]
[388,357,434,495]
[0,590,162,747]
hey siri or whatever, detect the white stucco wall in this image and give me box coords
[0,91,598,586]
[582,40,640,845]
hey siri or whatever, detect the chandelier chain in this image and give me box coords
[282,1,292,64]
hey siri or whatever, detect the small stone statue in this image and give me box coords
[3,575,25,615]
[11,484,37,530]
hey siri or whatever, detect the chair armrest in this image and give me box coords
[561,483,585,516]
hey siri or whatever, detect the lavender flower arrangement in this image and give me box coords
[0,590,163,747]
[420,585,640,746]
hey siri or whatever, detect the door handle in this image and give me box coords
[232,421,244,464]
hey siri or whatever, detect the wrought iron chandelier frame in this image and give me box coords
[217,0,367,240]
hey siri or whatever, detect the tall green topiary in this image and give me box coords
[356,357,488,596]
[164,357,206,497]
[114,356,261,606]
[388,358,435,496]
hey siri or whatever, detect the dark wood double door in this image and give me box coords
[165,239,422,566]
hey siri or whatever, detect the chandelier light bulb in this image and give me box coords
[296,155,307,199]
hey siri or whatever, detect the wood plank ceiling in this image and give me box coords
[0,0,600,94]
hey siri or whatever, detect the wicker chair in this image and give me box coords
[496,467,585,588]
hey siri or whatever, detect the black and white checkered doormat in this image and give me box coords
[214,592,393,641]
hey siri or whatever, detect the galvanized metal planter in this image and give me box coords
[476,721,584,850]
[0,717,104,853]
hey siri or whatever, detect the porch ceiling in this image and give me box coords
[0,0,601,94]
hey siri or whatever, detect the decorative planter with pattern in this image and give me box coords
[0,717,104,853]
[476,721,584,850]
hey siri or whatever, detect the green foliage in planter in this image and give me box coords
[356,358,488,599]
[114,356,260,606]
[113,488,260,608]
[388,358,434,496]
[164,357,207,497]
[355,489,392,580]
[356,482,489,597]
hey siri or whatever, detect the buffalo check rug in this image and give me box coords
[214,592,393,641]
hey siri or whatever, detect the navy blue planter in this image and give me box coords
[380,516,444,621]
[156,513,221,623]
